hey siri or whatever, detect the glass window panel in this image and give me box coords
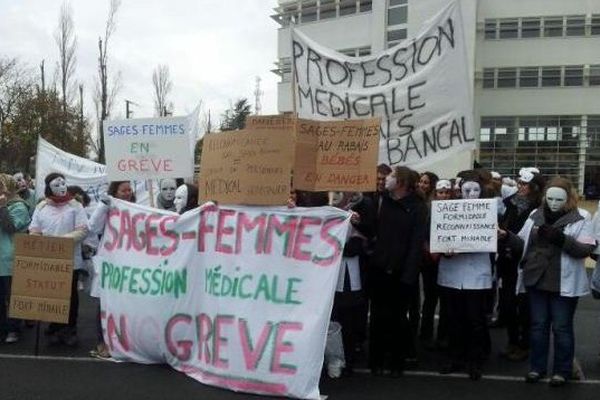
[544,17,563,37]
[541,67,561,87]
[484,19,497,39]
[339,0,356,16]
[359,0,372,12]
[320,0,336,20]
[521,18,541,38]
[590,65,600,86]
[499,19,518,39]
[566,15,586,36]
[497,68,517,88]
[388,6,407,26]
[301,2,318,23]
[387,28,407,42]
[519,67,539,87]
[358,47,371,56]
[483,68,495,88]
[592,15,600,35]
[564,66,583,86]
[390,0,408,5]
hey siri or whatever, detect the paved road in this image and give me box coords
[1,289,599,399]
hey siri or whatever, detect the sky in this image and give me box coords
[0,0,280,131]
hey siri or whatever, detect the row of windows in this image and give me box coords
[386,0,408,48]
[484,15,600,40]
[482,65,600,89]
[272,0,372,26]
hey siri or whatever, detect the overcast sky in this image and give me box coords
[0,0,280,129]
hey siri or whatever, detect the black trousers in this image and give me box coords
[444,287,489,365]
[498,259,530,349]
[420,261,439,341]
[369,270,414,371]
[48,270,80,334]
[331,291,365,368]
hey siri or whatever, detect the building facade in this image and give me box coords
[272,0,600,195]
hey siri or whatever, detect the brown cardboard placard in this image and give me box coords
[198,129,295,205]
[245,114,296,131]
[293,117,380,192]
[9,234,74,323]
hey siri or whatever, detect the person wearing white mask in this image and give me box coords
[29,173,88,346]
[437,172,495,380]
[174,184,199,214]
[156,178,178,211]
[501,177,596,387]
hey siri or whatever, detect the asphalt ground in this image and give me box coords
[0,287,599,400]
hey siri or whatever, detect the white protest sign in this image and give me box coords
[94,200,351,399]
[430,199,498,253]
[103,115,195,180]
[35,137,158,207]
[291,0,475,168]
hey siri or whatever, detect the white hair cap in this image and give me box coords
[436,180,452,190]
[491,171,501,179]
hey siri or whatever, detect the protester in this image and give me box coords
[29,173,88,346]
[156,178,178,211]
[418,172,439,204]
[369,166,427,376]
[88,180,135,358]
[67,186,96,294]
[502,177,596,386]
[0,174,31,344]
[368,164,392,214]
[437,171,494,380]
[12,172,36,216]
[174,183,199,214]
[495,169,544,361]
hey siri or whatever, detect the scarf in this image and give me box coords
[47,193,74,205]
[511,194,532,215]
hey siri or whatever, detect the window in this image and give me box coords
[319,0,336,20]
[592,15,600,35]
[521,18,540,38]
[566,15,585,36]
[480,127,491,142]
[483,69,495,88]
[484,19,497,39]
[388,6,407,25]
[301,2,317,23]
[544,17,563,37]
[497,68,517,88]
[387,28,407,42]
[390,0,408,5]
[359,0,372,12]
[339,0,357,16]
[357,47,371,56]
[541,66,561,87]
[564,66,583,86]
[590,65,600,86]
[499,19,518,39]
[519,67,539,87]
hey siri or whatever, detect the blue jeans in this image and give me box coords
[528,288,578,377]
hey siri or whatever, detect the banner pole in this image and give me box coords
[290,26,298,117]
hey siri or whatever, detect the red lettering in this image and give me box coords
[215,209,235,254]
[292,217,321,262]
[198,205,217,252]
[145,214,161,255]
[213,315,234,369]
[106,313,130,352]
[235,212,266,254]
[160,216,179,256]
[103,209,121,251]
[196,313,213,364]
[165,314,193,361]
[314,216,346,266]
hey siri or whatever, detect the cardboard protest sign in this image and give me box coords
[103,115,196,181]
[94,199,351,399]
[291,0,475,168]
[198,129,295,205]
[293,118,380,192]
[245,114,296,131]
[36,137,158,207]
[430,199,498,253]
[9,235,74,323]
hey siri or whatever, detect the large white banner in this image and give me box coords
[94,200,351,399]
[291,0,474,168]
[103,115,196,181]
[430,199,498,253]
[35,137,157,207]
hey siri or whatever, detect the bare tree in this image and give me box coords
[152,64,173,117]
[54,1,77,114]
[95,0,121,163]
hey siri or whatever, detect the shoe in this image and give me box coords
[525,371,543,383]
[549,375,567,387]
[440,362,464,374]
[506,348,529,362]
[327,359,344,379]
[5,332,19,344]
[90,343,111,360]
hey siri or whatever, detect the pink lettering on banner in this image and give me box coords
[116,158,174,172]
[166,314,193,361]
[238,319,274,371]
[196,313,213,365]
[105,313,130,352]
[270,321,303,375]
[213,315,234,369]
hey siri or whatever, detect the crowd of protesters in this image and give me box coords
[0,166,599,388]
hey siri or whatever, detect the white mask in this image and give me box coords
[545,187,567,212]
[174,185,188,214]
[160,179,177,202]
[13,173,27,192]
[461,181,481,199]
[49,177,67,197]
[384,175,397,191]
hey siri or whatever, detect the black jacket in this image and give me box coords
[371,191,428,286]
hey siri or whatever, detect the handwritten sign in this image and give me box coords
[9,235,74,323]
[103,116,195,180]
[246,114,296,131]
[294,118,380,192]
[94,199,351,399]
[198,129,295,205]
[430,199,498,253]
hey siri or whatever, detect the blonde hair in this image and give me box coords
[0,173,17,197]
[544,176,578,211]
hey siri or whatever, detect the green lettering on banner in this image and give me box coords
[100,261,187,299]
